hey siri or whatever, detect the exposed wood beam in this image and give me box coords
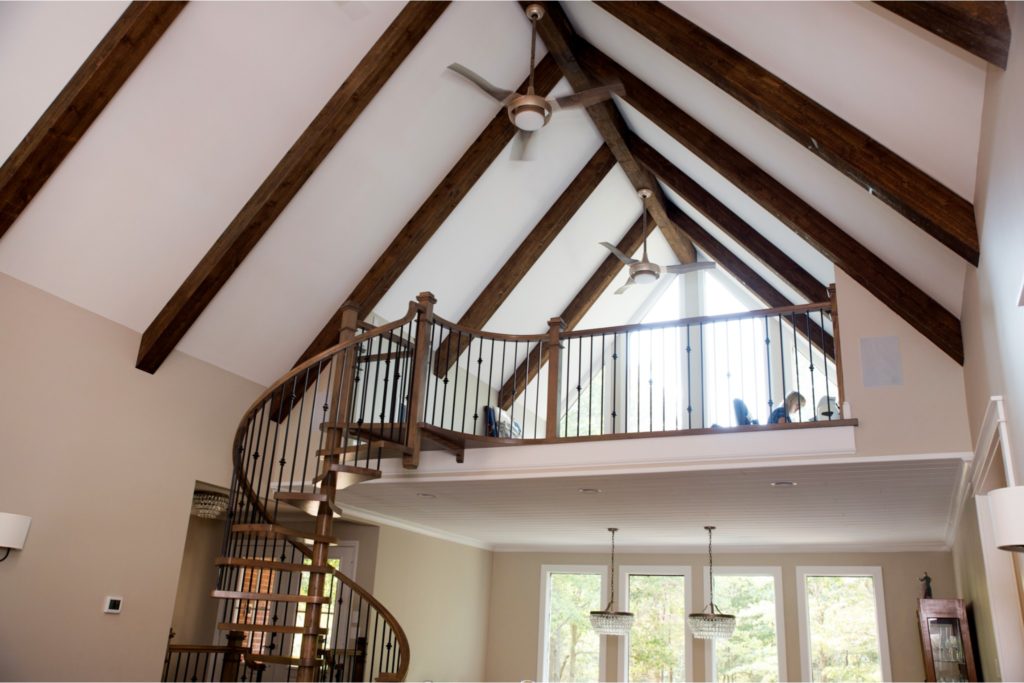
[628,133,827,304]
[578,41,964,364]
[498,215,645,408]
[659,204,835,361]
[295,54,563,368]
[596,1,979,265]
[0,1,186,240]
[433,144,616,377]
[875,1,1010,69]
[136,2,449,373]
[525,0,696,263]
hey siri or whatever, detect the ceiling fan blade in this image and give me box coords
[664,261,717,275]
[447,63,513,103]
[551,82,625,111]
[614,278,636,296]
[599,242,638,265]
[510,129,534,161]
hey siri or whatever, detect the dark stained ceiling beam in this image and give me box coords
[498,215,646,408]
[136,2,449,373]
[433,144,616,377]
[578,41,964,364]
[525,0,696,264]
[628,133,827,304]
[875,1,1011,69]
[595,1,979,265]
[0,1,186,240]
[294,54,563,369]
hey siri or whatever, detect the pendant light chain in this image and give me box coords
[590,527,635,636]
[609,527,617,609]
[707,526,715,611]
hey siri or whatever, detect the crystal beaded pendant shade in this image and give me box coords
[191,491,229,519]
[590,528,635,636]
[688,526,736,640]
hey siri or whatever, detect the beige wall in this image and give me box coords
[0,274,263,681]
[373,525,493,681]
[834,269,971,457]
[962,2,1024,478]
[486,549,955,683]
[170,515,225,645]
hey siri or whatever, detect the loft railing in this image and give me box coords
[419,286,845,442]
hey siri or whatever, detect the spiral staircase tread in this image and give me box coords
[215,557,332,573]
[217,623,324,635]
[231,523,337,545]
[211,590,331,604]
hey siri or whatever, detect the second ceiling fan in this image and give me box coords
[447,3,623,159]
[603,189,716,295]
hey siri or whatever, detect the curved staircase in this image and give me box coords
[209,301,423,682]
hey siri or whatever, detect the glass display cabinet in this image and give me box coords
[918,599,978,682]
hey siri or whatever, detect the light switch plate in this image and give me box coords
[103,596,124,614]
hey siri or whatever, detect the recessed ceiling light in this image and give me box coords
[578,488,603,494]
[416,492,437,499]
[770,481,798,488]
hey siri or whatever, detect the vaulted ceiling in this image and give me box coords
[0,1,1005,387]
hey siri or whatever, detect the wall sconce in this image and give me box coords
[0,513,31,562]
[989,486,1024,552]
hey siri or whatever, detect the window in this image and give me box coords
[705,567,786,682]
[539,566,606,683]
[619,566,691,683]
[797,567,891,682]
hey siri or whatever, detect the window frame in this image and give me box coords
[538,564,608,683]
[702,565,787,683]
[796,566,892,683]
[616,564,693,683]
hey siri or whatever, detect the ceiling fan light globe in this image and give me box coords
[513,108,546,131]
[632,271,658,285]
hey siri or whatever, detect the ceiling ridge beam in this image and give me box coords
[578,41,964,364]
[595,1,979,265]
[498,214,646,409]
[293,54,564,369]
[432,143,616,378]
[874,1,1010,69]
[525,0,696,264]
[628,133,827,304]
[135,1,450,373]
[0,1,186,240]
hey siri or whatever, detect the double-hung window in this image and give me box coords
[796,567,892,682]
[539,565,607,682]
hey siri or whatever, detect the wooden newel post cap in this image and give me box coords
[416,291,437,305]
[547,316,566,331]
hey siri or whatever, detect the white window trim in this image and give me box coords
[538,564,608,683]
[701,566,786,683]
[796,566,892,683]
[616,565,693,683]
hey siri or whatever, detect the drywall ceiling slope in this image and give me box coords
[562,1,972,318]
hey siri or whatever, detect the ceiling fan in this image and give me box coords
[602,189,716,295]
[447,3,624,159]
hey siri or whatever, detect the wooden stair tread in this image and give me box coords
[312,464,382,486]
[217,622,323,635]
[231,523,336,545]
[215,557,331,573]
[211,590,330,604]
[273,491,344,518]
[317,441,411,458]
[246,654,323,667]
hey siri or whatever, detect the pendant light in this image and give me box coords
[590,528,634,636]
[688,526,736,639]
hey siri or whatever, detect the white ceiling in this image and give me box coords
[0,1,987,387]
[337,457,965,550]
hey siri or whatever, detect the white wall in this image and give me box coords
[0,274,263,680]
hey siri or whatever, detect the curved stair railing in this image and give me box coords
[212,299,422,682]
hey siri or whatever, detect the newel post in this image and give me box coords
[220,630,246,682]
[405,292,436,470]
[545,317,565,440]
[828,283,845,412]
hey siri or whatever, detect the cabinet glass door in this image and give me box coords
[927,617,968,682]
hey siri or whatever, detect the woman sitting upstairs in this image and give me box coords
[769,391,806,424]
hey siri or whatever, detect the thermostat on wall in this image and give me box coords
[103,596,124,614]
